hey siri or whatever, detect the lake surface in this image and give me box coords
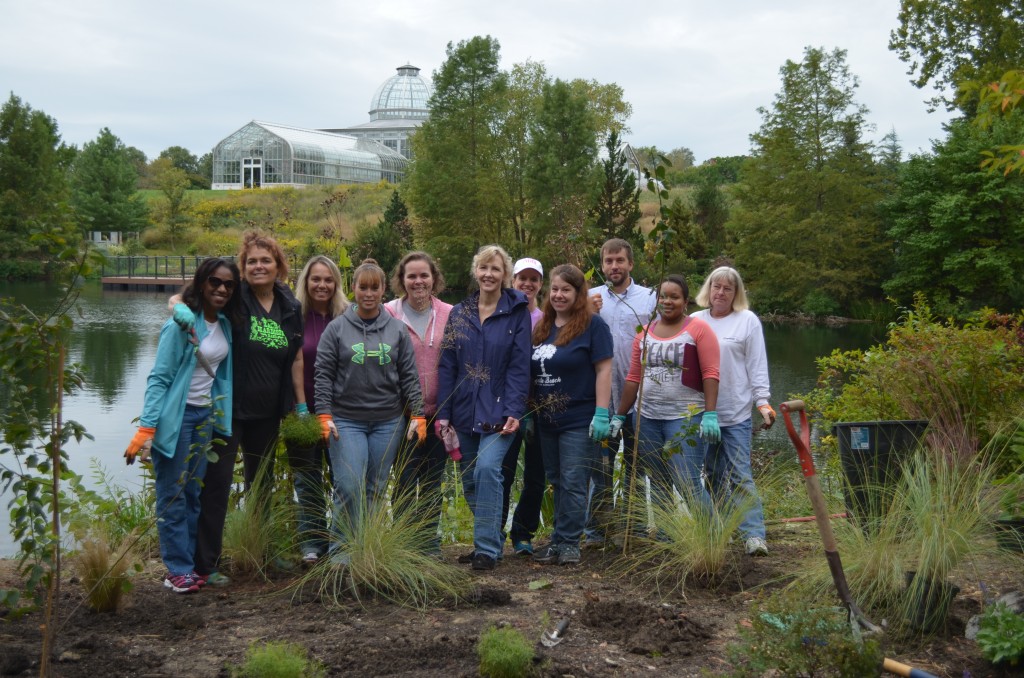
[0,281,885,556]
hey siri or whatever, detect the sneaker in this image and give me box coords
[532,544,561,565]
[164,572,200,594]
[457,550,476,564]
[513,540,533,556]
[471,553,497,571]
[745,537,769,557]
[192,571,207,587]
[204,571,230,587]
[558,545,581,565]
[302,551,320,564]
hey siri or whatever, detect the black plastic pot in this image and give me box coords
[904,571,960,634]
[833,420,929,529]
[995,517,1024,553]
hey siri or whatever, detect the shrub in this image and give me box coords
[477,625,534,678]
[235,640,325,678]
[976,602,1024,667]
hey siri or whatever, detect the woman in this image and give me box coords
[500,257,547,556]
[125,258,240,593]
[613,274,721,509]
[292,255,349,563]
[172,232,305,585]
[436,245,532,571]
[314,259,425,563]
[694,266,774,556]
[385,251,453,555]
[529,264,613,566]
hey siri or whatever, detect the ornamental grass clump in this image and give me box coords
[75,532,136,613]
[307,484,469,610]
[222,460,297,580]
[278,412,322,449]
[477,625,534,678]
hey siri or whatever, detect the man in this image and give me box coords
[585,238,657,544]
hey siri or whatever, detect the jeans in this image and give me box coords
[539,426,600,547]
[287,440,330,556]
[585,413,637,541]
[638,413,711,510]
[328,416,403,547]
[500,425,546,544]
[153,404,212,576]
[457,431,515,560]
[393,427,448,551]
[705,418,766,540]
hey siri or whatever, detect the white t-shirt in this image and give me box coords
[186,319,229,406]
[692,309,771,427]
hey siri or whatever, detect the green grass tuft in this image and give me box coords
[235,640,325,678]
[477,625,534,678]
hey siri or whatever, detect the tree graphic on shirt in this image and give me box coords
[533,343,557,381]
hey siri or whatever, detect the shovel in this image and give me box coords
[541,618,571,648]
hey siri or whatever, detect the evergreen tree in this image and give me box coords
[352,191,413,280]
[71,127,149,236]
[592,129,641,244]
[0,93,76,259]
[728,47,887,314]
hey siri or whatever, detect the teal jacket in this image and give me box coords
[140,314,234,458]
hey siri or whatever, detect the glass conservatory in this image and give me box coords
[211,121,407,189]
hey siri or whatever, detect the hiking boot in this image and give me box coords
[558,545,581,565]
[457,550,476,564]
[745,537,769,557]
[532,544,561,565]
[471,553,497,571]
[164,572,200,594]
[513,540,533,556]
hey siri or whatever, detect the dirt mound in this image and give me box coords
[580,599,712,656]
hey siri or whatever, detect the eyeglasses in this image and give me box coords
[480,422,507,432]
[207,276,236,291]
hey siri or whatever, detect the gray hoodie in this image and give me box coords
[314,305,423,421]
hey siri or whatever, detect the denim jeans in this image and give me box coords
[585,413,636,541]
[705,418,766,540]
[500,425,546,544]
[539,426,601,547]
[328,416,403,547]
[153,404,212,576]
[457,431,515,559]
[638,413,711,510]
[287,440,330,556]
[393,427,448,551]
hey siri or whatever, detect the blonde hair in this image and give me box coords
[470,244,513,288]
[295,255,348,318]
[695,266,750,312]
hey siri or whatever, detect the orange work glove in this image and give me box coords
[318,414,336,441]
[758,404,777,430]
[406,416,427,445]
[125,426,156,465]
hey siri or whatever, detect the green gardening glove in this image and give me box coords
[589,407,610,442]
[608,414,627,439]
[700,411,721,444]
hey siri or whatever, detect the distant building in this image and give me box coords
[323,64,433,160]
[210,65,432,189]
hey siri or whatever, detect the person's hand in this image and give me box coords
[500,417,519,435]
[295,402,309,416]
[589,407,610,442]
[589,293,603,313]
[700,411,721,444]
[318,414,338,441]
[435,420,461,461]
[125,426,156,465]
[608,414,627,439]
[758,404,776,430]
[172,303,195,331]
[407,416,427,445]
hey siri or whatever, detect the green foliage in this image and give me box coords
[976,602,1024,666]
[729,47,888,314]
[156,145,210,189]
[801,299,1024,458]
[235,640,325,678]
[889,0,1024,113]
[65,460,158,557]
[0,93,77,260]
[278,413,322,448]
[149,156,193,249]
[71,127,151,235]
[883,115,1024,314]
[477,625,534,678]
[689,177,728,255]
[350,189,413,277]
[969,69,1024,176]
[592,129,642,244]
[725,591,883,677]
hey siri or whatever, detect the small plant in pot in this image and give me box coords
[279,412,323,451]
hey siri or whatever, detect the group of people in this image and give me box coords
[126,232,775,592]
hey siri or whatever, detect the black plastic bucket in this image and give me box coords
[833,420,929,528]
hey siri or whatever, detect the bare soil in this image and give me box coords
[1,523,1020,677]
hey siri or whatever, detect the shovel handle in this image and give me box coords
[882,658,938,678]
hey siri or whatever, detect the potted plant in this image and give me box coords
[279,412,322,452]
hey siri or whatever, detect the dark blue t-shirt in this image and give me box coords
[530,314,613,432]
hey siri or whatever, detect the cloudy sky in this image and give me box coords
[1,0,955,163]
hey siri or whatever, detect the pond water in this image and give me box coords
[0,281,886,556]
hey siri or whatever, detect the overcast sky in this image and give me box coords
[1,0,955,164]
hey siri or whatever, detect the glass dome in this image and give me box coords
[369,65,432,121]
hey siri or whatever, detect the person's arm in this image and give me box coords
[396,328,424,418]
[291,350,305,411]
[594,358,612,410]
[616,333,644,416]
[313,323,338,417]
[435,312,459,423]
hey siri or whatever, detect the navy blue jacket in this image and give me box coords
[436,288,531,433]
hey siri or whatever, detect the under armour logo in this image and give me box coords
[351,342,392,365]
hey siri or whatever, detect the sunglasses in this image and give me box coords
[207,276,236,291]
[480,422,507,432]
